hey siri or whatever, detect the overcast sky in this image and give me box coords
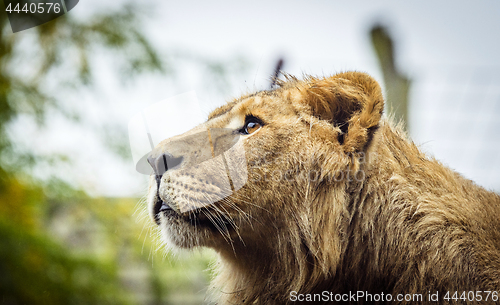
[9,0,500,196]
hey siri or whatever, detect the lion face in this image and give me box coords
[146,72,384,252]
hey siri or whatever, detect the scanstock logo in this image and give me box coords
[4,0,79,33]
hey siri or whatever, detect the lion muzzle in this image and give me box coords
[147,128,248,216]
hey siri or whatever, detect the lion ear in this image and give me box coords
[299,72,384,153]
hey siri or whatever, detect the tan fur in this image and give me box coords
[147,72,500,304]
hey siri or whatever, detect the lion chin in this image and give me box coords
[146,72,500,305]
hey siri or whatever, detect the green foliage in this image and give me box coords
[0,2,164,174]
[0,2,213,304]
[0,170,135,304]
[0,172,214,304]
[0,216,133,305]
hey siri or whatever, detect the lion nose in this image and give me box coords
[147,153,184,176]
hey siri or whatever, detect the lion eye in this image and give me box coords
[242,118,262,135]
[245,121,261,134]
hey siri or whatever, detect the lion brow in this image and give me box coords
[208,89,278,121]
[208,100,239,120]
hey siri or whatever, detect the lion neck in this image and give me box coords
[212,193,347,304]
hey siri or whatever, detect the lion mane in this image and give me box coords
[147,72,500,304]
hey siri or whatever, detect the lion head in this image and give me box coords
[146,71,384,303]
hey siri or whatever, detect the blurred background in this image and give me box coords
[1,0,499,304]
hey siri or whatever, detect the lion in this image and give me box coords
[146,71,500,304]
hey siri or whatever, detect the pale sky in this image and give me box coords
[9,0,500,196]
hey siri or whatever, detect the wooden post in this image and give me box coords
[370,25,411,131]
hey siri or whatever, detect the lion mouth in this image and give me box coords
[153,197,173,225]
[153,196,232,231]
